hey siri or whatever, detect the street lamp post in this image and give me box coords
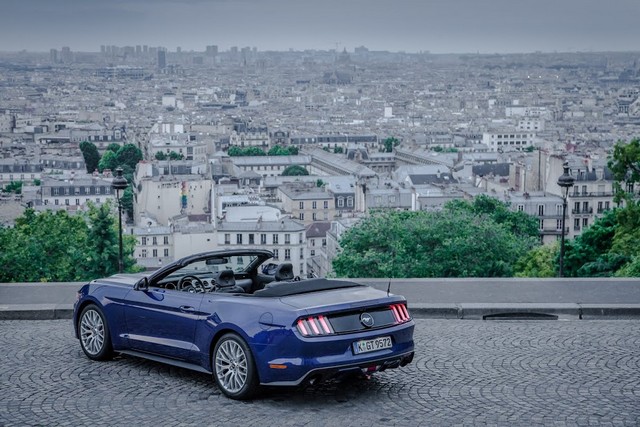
[557,161,575,277]
[111,168,129,274]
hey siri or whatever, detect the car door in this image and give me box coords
[122,287,204,361]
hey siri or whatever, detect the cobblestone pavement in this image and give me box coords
[1,319,639,426]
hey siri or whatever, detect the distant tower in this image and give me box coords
[50,49,58,64]
[60,46,72,64]
[206,45,218,56]
[157,49,166,69]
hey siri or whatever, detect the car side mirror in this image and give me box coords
[135,277,149,291]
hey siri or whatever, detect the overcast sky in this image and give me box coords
[1,0,639,54]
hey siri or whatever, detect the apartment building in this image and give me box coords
[133,161,213,226]
[290,134,378,152]
[0,160,42,185]
[131,225,173,269]
[277,182,336,224]
[39,156,85,173]
[216,217,307,276]
[507,192,565,245]
[229,120,270,149]
[482,131,536,152]
[517,118,545,132]
[305,221,331,278]
[146,122,210,162]
[365,185,413,211]
[39,175,116,210]
[545,156,617,239]
[230,155,312,178]
[567,165,616,238]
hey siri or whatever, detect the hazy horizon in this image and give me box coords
[1,0,639,55]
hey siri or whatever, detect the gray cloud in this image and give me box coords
[1,0,638,53]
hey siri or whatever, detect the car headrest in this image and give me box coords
[216,269,236,287]
[274,263,294,281]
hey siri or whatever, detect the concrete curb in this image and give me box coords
[0,304,74,320]
[409,303,640,320]
[2,303,640,321]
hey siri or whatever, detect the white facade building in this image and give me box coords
[216,217,307,276]
[133,161,213,226]
[482,131,537,152]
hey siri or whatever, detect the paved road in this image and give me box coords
[1,319,638,426]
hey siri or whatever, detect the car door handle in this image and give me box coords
[180,305,195,312]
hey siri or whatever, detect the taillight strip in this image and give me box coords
[308,317,321,335]
[297,315,335,337]
[390,304,401,322]
[400,304,410,320]
[318,315,333,334]
[297,319,309,336]
[390,303,410,323]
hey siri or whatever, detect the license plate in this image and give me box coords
[352,336,392,354]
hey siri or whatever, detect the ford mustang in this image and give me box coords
[73,249,415,399]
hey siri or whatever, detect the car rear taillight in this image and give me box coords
[296,315,334,337]
[390,303,411,324]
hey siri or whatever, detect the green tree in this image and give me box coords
[245,147,266,156]
[168,151,184,160]
[334,147,344,154]
[85,202,120,278]
[282,165,309,176]
[609,201,640,271]
[515,243,558,277]
[115,143,143,171]
[85,202,137,277]
[608,138,640,203]
[562,209,627,277]
[0,206,138,282]
[155,151,167,160]
[333,209,536,278]
[227,146,266,156]
[106,143,121,153]
[446,195,539,240]
[79,141,100,173]
[98,150,117,172]
[0,209,89,282]
[228,146,243,156]
[383,137,399,153]
[616,256,640,276]
[120,187,134,220]
[268,145,288,156]
[4,181,23,194]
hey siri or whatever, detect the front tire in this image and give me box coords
[78,305,113,361]
[212,333,259,400]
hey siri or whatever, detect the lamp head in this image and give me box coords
[557,161,575,197]
[111,167,128,193]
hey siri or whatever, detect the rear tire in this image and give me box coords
[212,333,259,400]
[78,305,113,361]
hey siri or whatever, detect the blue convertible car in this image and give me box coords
[73,249,415,399]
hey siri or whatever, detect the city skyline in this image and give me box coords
[1,0,639,54]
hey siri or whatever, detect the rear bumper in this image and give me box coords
[258,321,415,386]
[263,350,414,386]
